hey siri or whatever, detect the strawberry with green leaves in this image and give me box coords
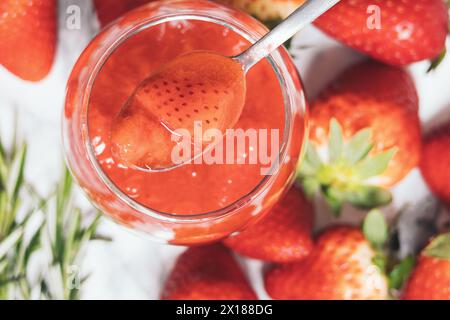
[161,244,257,300]
[224,187,314,263]
[420,122,450,208]
[298,60,421,214]
[314,0,449,66]
[0,0,57,81]
[264,210,419,300]
[264,210,391,300]
[402,233,450,300]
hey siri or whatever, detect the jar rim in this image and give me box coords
[80,0,305,223]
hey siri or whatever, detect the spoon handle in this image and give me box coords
[236,0,341,72]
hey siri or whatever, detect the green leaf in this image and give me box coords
[328,118,344,162]
[63,208,82,268]
[0,136,5,160]
[302,177,320,197]
[372,253,387,273]
[347,185,392,209]
[0,227,23,260]
[388,256,415,290]
[363,209,388,247]
[424,233,450,259]
[298,157,319,176]
[11,144,27,205]
[304,142,322,169]
[0,260,8,274]
[91,234,113,242]
[342,128,373,165]
[354,148,397,180]
[0,193,7,236]
[298,141,322,177]
[0,275,25,287]
[427,48,447,73]
[323,186,345,216]
[0,138,6,186]
[22,223,42,269]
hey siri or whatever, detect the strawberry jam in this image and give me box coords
[111,51,246,171]
[64,1,306,244]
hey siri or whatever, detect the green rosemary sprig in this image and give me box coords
[0,124,108,300]
[0,133,41,300]
[39,170,106,300]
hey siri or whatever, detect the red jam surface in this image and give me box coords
[88,20,287,215]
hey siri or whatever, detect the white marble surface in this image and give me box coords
[0,0,449,299]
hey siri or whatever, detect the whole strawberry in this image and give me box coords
[314,0,448,66]
[162,244,257,300]
[265,225,389,300]
[298,60,421,214]
[94,0,156,27]
[0,0,57,81]
[420,122,450,208]
[224,187,314,263]
[402,233,450,300]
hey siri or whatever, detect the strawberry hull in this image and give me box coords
[309,60,421,189]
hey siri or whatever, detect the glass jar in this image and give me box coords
[63,0,308,245]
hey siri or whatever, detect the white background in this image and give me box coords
[0,0,449,299]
